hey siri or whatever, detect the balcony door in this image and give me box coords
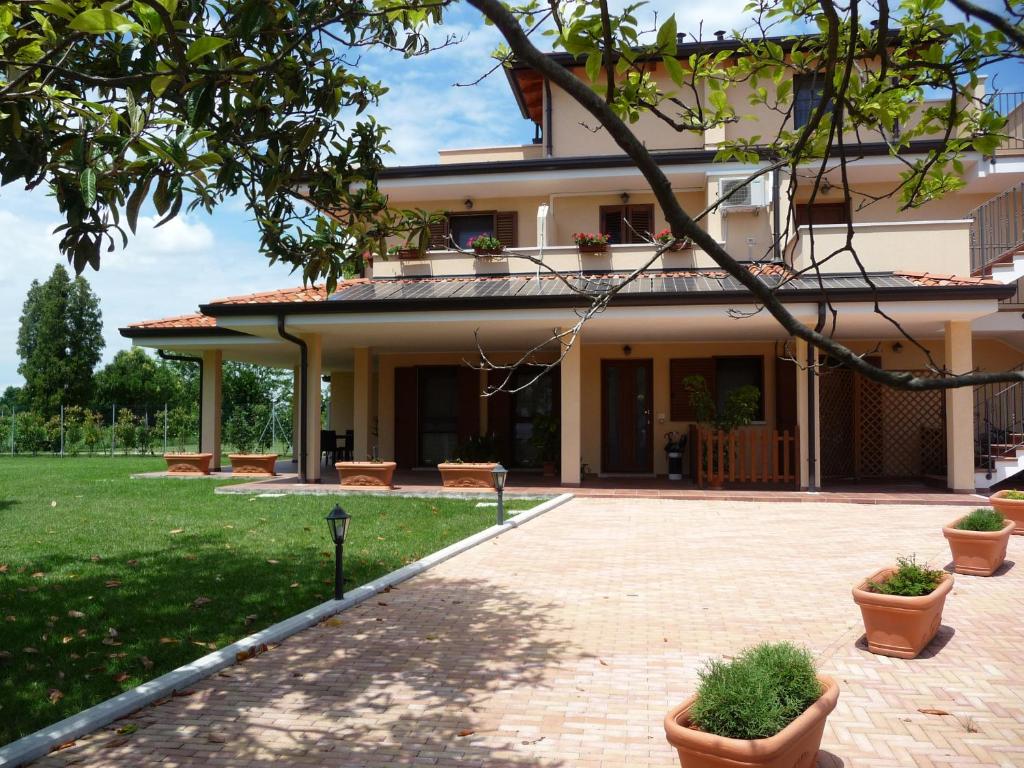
[601,359,654,473]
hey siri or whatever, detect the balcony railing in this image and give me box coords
[993,90,1024,152]
[969,182,1024,304]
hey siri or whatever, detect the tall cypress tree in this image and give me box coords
[16,265,104,415]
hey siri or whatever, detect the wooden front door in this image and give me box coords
[601,359,654,473]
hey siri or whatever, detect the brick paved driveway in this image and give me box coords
[34,498,1024,767]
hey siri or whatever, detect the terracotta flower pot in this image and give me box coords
[852,568,953,659]
[228,454,278,476]
[396,248,424,260]
[663,675,839,768]
[438,462,498,488]
[989,490,1024,534]
[576,243,608,254]
[943,517,1015,576]
[473,247,504,257]
[163,453,213,475]
[336,461,396,488]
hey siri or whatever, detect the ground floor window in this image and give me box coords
[669,355,765,422]
[511,368,556,467]
[417,367,458,466]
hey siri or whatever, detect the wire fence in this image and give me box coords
[0,402,294,458]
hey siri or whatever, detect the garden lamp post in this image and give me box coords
[491,463,508,525]
[325,504,351,600]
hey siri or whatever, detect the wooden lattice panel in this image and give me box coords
[819,367,855,479]
[857,371,946,479]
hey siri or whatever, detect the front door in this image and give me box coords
[602,359,654,473]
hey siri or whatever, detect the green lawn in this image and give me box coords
[0,457,539,746]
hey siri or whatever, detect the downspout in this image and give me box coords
[544,78,553,157]
[157,350,203,452]
[806,302,826,491]
[772,167,782,262]
[276,316,309,483]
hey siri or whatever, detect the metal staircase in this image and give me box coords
[970,182,1024,289]
[974,363,1024,489]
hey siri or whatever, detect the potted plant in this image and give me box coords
[988,489,1024,534]
[852,555,953,659]
[396,208,447,258]
[655,228,693,251]
[387,245,421,261]
[225,405,278,476]
[438,434,499,488]
[337,450,397,488]
[467,233,504,256]
[574,232,610,254]
[664,642,839,768]
[162,406,213,475]
[684,375,760,488]
[531,413,559,477]
[942,508,1014,576]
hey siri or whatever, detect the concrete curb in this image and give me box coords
[0,493,574,768]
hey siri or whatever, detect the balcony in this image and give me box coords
[787,220,972,276]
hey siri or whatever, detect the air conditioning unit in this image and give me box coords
[719,176,770,214]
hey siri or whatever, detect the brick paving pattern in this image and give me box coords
[32,498,1024,767]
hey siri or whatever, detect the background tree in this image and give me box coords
[92,348,184,410]
[0,386,23,411]
[16,264,104,414]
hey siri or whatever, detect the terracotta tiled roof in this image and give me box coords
[894,270,1000,287]
[208,284,334,305]
[126,313,216,330]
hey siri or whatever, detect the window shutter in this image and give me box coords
[600,206,625,243]
[669,358,716,422]
[394,367,418,468]
[428,218,450,250]
[455,366,481,445]
[495,211,518,247]
[626,205,655,243]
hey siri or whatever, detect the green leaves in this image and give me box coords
[79,168,96,208]
[68,9,142,35]
[185,36,229,62]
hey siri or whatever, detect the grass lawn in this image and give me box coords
[0,456,541,746]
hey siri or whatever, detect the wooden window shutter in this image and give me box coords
[774,357,798,429]
[495,211,518,247]
[626,205,654,243]
[669,358,717,422]
[455,366,481,444]
[394,367,418,469]
[428,218,450,249]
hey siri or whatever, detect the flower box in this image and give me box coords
[163,453,213,475]
[228,454,278,476]
[438,462,498,488]
[577,244,609,254]
[336,461,396,488]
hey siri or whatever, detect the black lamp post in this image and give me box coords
[325,504,351,600]
[491,463,508,525]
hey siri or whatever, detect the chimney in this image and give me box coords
[676,32,686,46]
[714,30,726,41]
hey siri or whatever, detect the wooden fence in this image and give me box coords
[693,426,798,487]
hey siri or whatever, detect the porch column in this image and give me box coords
[291,366,300,463]
[200,350,222,470]
[353,347,371,461]
[560,340,582,485]
[945,321,975,492]
[303,334,323,483]
[794,339,821,490]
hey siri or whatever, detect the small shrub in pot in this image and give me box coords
[664,642,839,768]
[943,508,1014,576]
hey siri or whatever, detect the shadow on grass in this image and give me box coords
[29,574,571,766]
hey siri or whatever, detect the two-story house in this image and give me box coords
[122,34,1024,494]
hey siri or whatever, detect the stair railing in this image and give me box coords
[974,363,1024,480]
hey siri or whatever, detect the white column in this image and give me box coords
[353,348,371,461]
[200,350,222,470]
[945,321,975,492]
[304,334,323,483]
[291,366,300,463]
[560,340,582,485]
[794,339,820,490]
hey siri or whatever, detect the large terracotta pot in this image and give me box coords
[438,462,498,488]
[336,461,396,488]
[989,490,1024,534]
[663,675,839,768]
[228,454,278,476]
[943,517,1015,576]
[852,568,953,659]
[163,453,213,475]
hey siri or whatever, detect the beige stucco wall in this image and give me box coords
[438,145,544,164]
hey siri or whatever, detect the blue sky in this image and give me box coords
[0,0,1020,392]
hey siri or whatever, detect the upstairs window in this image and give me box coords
[794,202,851,226]
[793,74,831,129]
[599,204,654,245]
[430,211,518,250]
